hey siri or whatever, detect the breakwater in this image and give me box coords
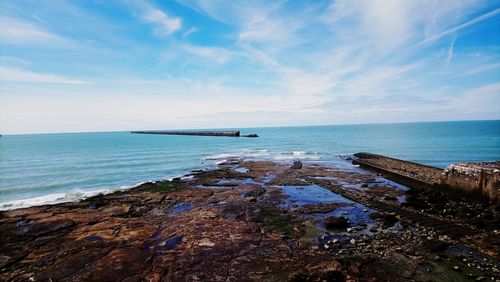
[131,130,258,137]
[352,152,442,190]
[353,152,499,204]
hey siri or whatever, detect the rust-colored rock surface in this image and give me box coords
[1,160,498,281]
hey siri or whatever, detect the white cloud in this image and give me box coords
[177,0,301,45]
[323,0,487,52]
[453,62,500,77]
[128,1,182,37]
[450,83,500,115]
[418,7,500,46]
[0,1,498,133]
[143,8,182,36]
[182,27,198,38]
[181,44,241,63]
[0,17,68,45]
[445,34,457,66]
[0,66,89,84]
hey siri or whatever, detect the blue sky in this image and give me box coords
[0,0,499,134]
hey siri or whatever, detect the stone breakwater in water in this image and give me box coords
[0,159,499,281]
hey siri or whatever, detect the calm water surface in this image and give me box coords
[0,120,499,210]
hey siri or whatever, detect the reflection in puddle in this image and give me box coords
[278,184,377,236]
[161,235,182,251]
[196,178,253,189]
[170,203,194,215]
[234,167,249,173]
[216,178,253,185]
[279,184,353,207]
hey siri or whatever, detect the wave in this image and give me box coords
[0,148,323,211]
[204,149,321,163]
[0,184,141,211]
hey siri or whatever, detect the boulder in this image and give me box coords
[324,216,349,229]
[291,160,303,169]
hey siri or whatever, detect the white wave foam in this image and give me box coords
[0,185,135,211]
[205,149,322,163]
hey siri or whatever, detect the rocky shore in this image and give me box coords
[1,159,499,281]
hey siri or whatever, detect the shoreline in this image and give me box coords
[0,151,323,211]
[1,158,498,281]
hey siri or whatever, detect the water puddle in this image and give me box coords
[196,185,230,189]
[320,204,375,230]
[196,178,254,189]
[161,235,183,251]
[85,235,103,242]
[216,178,253,185]
[145,229,183,253]
[278,184,377,236]
[234,167,249,173]
[279,184,353,207]
[15,220,28,228]
[170,203,194,215]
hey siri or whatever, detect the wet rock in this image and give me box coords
[291,160,303,169]
[356,222,368,228]
[246,196,257,202]
[384,195,398,201]
[1,159,498,281]
[423,239,449,252]
[300,203,349,214]
[324,216,349,229]
[370,212,398,228]
[369,212,384,220]
[242,134,259,138]
[289,270,345,282]
[243,187,266,198]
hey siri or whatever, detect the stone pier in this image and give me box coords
[353,153,499,204]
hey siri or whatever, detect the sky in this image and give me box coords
[0,0,499,134]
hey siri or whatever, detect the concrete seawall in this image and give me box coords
[353,152,499,204]
[131,131,259,138]
[131,130,241,137]
[441,162,499,204]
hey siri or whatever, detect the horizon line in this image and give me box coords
[1,118,498,136]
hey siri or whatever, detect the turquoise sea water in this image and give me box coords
[0,120,499,210]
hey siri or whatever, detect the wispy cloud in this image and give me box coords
[182,27,198,38]
[0,0,498,133]
[450,83,500,115]
[181,44,241,63]
[453,62,500,77]
[129,1,182,37]
[0,66,89,84]
[446,34,457,66]
[418,7,500,46]
[0,17,69,45]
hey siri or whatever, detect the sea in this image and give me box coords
[0,120,499,210]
